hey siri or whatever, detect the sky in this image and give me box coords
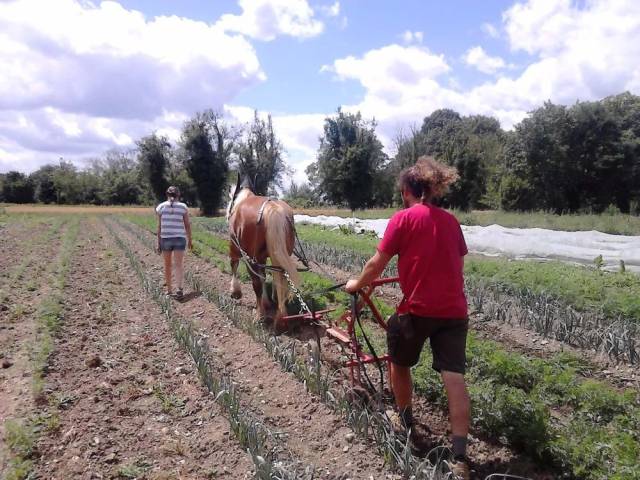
[1,0,639,184]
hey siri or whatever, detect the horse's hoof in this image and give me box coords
[230,290,242,300]
[273,321,288,335]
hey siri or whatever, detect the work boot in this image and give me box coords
[447,457,471,480]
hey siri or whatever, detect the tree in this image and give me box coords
[236,111,288,196]
[181,110,232,216]
[307,109,387,211]
[51,160,84,204]
[391,110,504,210]
[138,133,171,202]
[282,181,318,208]
[30,165,57,203]
[2,171,34,203]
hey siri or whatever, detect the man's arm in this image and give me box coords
[345,250,392,293]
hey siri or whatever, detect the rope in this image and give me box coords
[352,293,385,398]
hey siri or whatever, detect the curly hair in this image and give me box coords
[398,156,459,203]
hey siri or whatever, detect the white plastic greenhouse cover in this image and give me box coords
[294,214,640,273]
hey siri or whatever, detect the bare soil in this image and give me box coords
[26,219,255,479]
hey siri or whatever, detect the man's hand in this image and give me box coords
[156,241,162,255]
[345,279,360,294]
[188,238,193,251]
[344,250,392,295]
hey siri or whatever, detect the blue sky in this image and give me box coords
[1,0,639,183]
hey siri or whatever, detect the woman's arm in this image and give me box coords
[156,211,162,253]
[184,210,193,250]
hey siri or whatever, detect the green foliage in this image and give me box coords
[282,181,319,209]
[181,110,231,216]
[235,111,287,196]
[137,133,171,202]
[501,93,640,213]
[2,171,35,203]
[392,109,504,210]
[464,255,640,320]
[307,109,387,210]
[4,419,36,480]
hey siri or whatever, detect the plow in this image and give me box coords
[280,276,398,391]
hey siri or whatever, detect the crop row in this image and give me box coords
[184,217,640,479]
[123,215,640,478]
[114,216,457,480]
[193,216,640,365]
[105,218,317,479]
[4,218,80,480]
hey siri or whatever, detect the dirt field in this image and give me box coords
[2,212,637,480]
[3,205,158,215]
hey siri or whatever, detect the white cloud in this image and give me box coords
[0,0,264,173]
[321,1,340,17]
[216,0,324,41]
[464,46,506,74]
[401,30,424,44]
[481,22,500,38]
[319,0,640,150]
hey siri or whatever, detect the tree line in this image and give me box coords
[1,92,639,214]
[298,92,640,214]
[0,110,287,215]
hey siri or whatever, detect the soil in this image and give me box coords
[115,219,556,480]
[24,219,255,479]
[110,220,390,479]
[0,218,68,473]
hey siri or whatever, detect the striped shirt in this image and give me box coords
[156,201,188,238]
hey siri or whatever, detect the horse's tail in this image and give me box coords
[264,202,300,308]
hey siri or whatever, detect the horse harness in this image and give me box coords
[228,202,385,396]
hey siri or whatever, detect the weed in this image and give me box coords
[152,383,185,413]
[117,458,152,479]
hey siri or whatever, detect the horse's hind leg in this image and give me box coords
[273,271,290,332]
[249,267,270,321]
[229,252,242,300]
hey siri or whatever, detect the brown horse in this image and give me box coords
[226,178,301,330]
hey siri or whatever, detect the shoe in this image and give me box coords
[175,288,184,300]
[385,410,410,437]
[447,457,470,480]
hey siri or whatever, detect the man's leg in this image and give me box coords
[389,362,413,425]
[441,371,470,458]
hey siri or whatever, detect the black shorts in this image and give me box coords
[387,313,468,374]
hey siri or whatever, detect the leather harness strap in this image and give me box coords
[256,198,272,224]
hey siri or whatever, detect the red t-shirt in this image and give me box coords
[378,203,468,318]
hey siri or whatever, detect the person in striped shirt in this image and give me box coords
[156,186,193,299]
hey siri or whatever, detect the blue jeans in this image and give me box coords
[160,237,186,252]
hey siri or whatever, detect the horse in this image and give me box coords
[226,176,301,331]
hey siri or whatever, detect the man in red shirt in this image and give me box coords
[346,156,470,479]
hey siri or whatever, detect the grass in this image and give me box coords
[295,206,640,235]
[198,217,640,322]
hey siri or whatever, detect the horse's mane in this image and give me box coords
[228,187,253,219]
